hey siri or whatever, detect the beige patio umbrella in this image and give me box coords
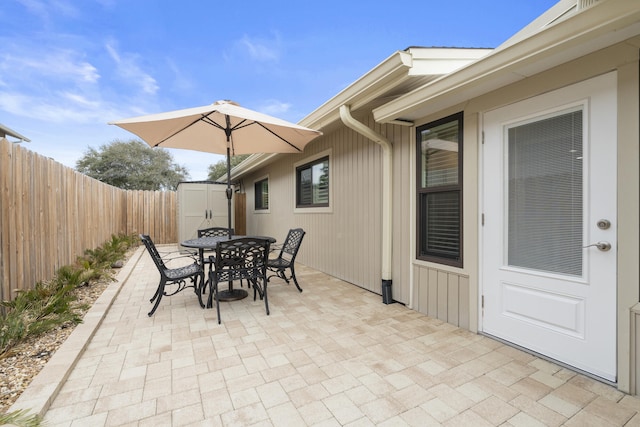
[109,100,322,235]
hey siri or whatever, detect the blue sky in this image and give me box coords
[1,0,558,180]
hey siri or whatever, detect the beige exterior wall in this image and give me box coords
[241,35,639,393]
[241,115,414,304]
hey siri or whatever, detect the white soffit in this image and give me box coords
[373,0,640,123]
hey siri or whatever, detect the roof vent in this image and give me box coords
[578,0,600,10]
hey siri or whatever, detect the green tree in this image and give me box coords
[76,139,189,191]
[207,154,250,181]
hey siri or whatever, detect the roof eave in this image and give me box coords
[373,0,640,123]
[231,153,280,180]
[299,48,492,131]
[234,47,490,180]
[298,50,414,131]
[0,123,31,142]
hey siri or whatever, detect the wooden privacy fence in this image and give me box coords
[0,138,177,302]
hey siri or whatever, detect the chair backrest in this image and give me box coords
[198,227,234,238]
[213,237,271,282]
[140,234,168,273]
[279,228,306,261]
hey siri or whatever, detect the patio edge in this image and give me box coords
[5,246,145,420]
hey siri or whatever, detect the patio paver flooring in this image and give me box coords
[30,246,640,425]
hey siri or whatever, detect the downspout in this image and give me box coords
[339,105,394,304]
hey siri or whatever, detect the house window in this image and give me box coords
[296,156,329,208]
[254,177,269,210]
[416,112,463,267]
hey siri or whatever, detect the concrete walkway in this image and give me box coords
[11,245,640,426]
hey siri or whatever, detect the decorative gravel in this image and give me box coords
[0,252,132,413]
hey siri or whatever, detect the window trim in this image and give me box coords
[253,175,270,213]
[416,112,464,267]
[293,149,332,214]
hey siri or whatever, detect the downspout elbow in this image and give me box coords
[339,105,392,153]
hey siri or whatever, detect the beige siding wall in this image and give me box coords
[413,264,470,329]
[389,118,413,305]
[242,113,414,303]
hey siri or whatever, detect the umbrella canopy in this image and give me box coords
[109,100,322,236]
[109,100,321,155]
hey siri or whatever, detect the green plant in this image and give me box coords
[0,233,137,359]
[0,409,43,426]
[0,281,83,358]
[81,233,137,271]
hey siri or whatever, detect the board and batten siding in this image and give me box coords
[242,111,471,323]
[243,113,420,307]
[244,121,383,296]
[412,264,470,329]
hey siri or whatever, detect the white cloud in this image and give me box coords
[258,99,291,116]
[166,59,194,93]
[0,91,99,123]
[15,0,80,22]
[15,0,49,20]
[105,40,159,95]
[61,91,101,108]
[0,49,100,84]
[237,33,281,62]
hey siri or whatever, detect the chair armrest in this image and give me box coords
[162,252,200,265]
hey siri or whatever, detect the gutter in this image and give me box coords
[339,105,395,304]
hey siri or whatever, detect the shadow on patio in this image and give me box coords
[14,244,640,426]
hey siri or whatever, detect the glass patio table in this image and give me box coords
[181,235,276,302]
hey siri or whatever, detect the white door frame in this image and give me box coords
[479,72,618,382]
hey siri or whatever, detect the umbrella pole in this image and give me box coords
[225,146,233,239]
[220,143,249,302]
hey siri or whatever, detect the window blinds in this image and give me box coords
[507,109,583,276]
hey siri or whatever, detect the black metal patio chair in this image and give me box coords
[267,228,306,292]
[197,227,242,289]
[198,227,234,238]
[208,237,271,324]
[140,234,204,316]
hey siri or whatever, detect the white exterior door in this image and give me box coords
[481,72,617,382]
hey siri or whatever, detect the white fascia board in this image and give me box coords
[374,0,640,123]
[407,48,492,76]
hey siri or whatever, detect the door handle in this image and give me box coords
[583,241,611,251]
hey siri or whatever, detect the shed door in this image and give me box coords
[481,72,617,381]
